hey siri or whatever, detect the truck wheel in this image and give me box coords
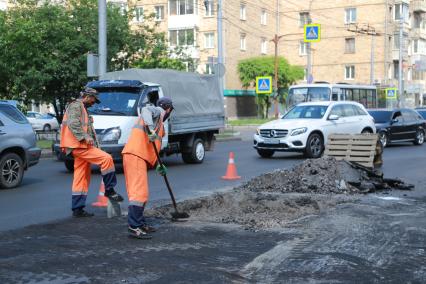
[257,149,274,158]
[182,138,205,164]
[64,159,74,172]
[0,153,24,189]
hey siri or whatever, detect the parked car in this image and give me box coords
[26,111,59,132]
[415,107,426,120]
[367,108,425,147]
[254,101,376,158]
[0,102,41,188]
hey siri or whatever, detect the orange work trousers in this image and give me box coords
[71,146,115,195]
[123,153,149,205]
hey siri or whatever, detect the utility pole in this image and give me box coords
[98,0,107,76]
[398,15,404,107]
[217,0,224,96]
[307,0,315,83]
[347,24,381,85]
[271,0,281,118]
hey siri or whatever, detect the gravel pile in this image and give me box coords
[148,157,411,230]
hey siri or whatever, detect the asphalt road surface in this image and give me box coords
[1,138,426,283]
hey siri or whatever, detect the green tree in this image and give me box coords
[237,56,304,118]
[0,0,191,122]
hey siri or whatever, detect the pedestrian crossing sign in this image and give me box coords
[304,24,321,42]
[386,88,397,100]
[256,76,272,94]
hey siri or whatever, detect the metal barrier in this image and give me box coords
[35,131,59,141]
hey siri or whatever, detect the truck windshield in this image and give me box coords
[88,89,140,116]
[288,87,331,108]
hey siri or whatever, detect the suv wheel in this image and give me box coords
[257,149,274,158]
[0,153,24,189]
[414,129,425,145]
[304,133,323,158]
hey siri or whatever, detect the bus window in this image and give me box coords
[366,89,376,108]
[359,89,367,107]
[343,89,352,101]
[352,89,360,102]
[308,87,330,101]
[288,88,308,107]
[332,87,341,101]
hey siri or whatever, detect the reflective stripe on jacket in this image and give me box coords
[60,100,89,149]
[122,112,165,167]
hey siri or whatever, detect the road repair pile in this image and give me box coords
[147,156,413,230]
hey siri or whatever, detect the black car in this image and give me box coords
[368,108,426,147]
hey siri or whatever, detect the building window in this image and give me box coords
[261,9,267,25]
[345,38,355,53]
[169,29,195,46]
[204,32,214,48]
[345,65,355,79]
[205,63,214,74]
[394,3,409,21]
[393,61,399,79]
[261,37,267,54]
[205,0,214,16]
[240,3,246,20]
[240,33,246,50]
[345,8,356,24]
[133,6,144,22]
[299,41,307,56]
[299,12,309,27]
[169,0,195,16]
[414,39,419,53]
[155,5,164,21]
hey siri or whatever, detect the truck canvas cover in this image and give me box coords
[101,68,225,134]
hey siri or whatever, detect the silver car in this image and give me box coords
[0,102,41,188]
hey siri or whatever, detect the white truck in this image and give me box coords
[56,69,225,171]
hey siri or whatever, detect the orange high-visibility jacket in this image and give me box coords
[60,100,89,149]
[122,112,165,167]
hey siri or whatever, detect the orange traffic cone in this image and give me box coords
[222,152,241,180]
[91,181,108,207]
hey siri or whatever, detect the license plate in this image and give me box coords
[263,138,280,144]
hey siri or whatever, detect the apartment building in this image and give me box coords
[127,0,279,117]
[280,0,426,107]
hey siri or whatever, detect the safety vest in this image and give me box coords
[60,100,90,149]
[122,112,165,167]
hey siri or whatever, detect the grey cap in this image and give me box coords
[81,87,100,104]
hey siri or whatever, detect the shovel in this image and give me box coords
[151,140,190,220]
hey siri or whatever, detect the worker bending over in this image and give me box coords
[122,97,173,239]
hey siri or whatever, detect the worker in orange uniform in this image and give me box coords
[122,97,173,239]
[60,87,123,218]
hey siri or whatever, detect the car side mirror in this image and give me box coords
[328,114,339,120]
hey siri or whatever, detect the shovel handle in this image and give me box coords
[151,140,179,210]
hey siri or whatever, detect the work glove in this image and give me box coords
[156,164,167,176]
[148,132,159,142]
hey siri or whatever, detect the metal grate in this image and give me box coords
[260,129,288,138]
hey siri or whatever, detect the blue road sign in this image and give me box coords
[304,24,321,42]
[256,76,272,94]
[386,88,397,100]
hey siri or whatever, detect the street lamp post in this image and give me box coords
[98,0,107,76]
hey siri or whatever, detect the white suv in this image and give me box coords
[253,101,376,158]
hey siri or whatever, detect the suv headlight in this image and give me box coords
[100,127,121,144]
[290,127,307,136]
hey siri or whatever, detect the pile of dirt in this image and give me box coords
[148,157,412,230]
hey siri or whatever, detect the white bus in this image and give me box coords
[287,83,378,109]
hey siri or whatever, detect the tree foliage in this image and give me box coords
[0,0,190,122]
[237,56,304,118]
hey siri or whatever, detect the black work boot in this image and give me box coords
[73,208,94,218]
[141,225,157,233]
[104,188,124,202]
[128,226,152,240]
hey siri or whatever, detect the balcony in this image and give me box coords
[412,0,426,13]
[410,28,426,39]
